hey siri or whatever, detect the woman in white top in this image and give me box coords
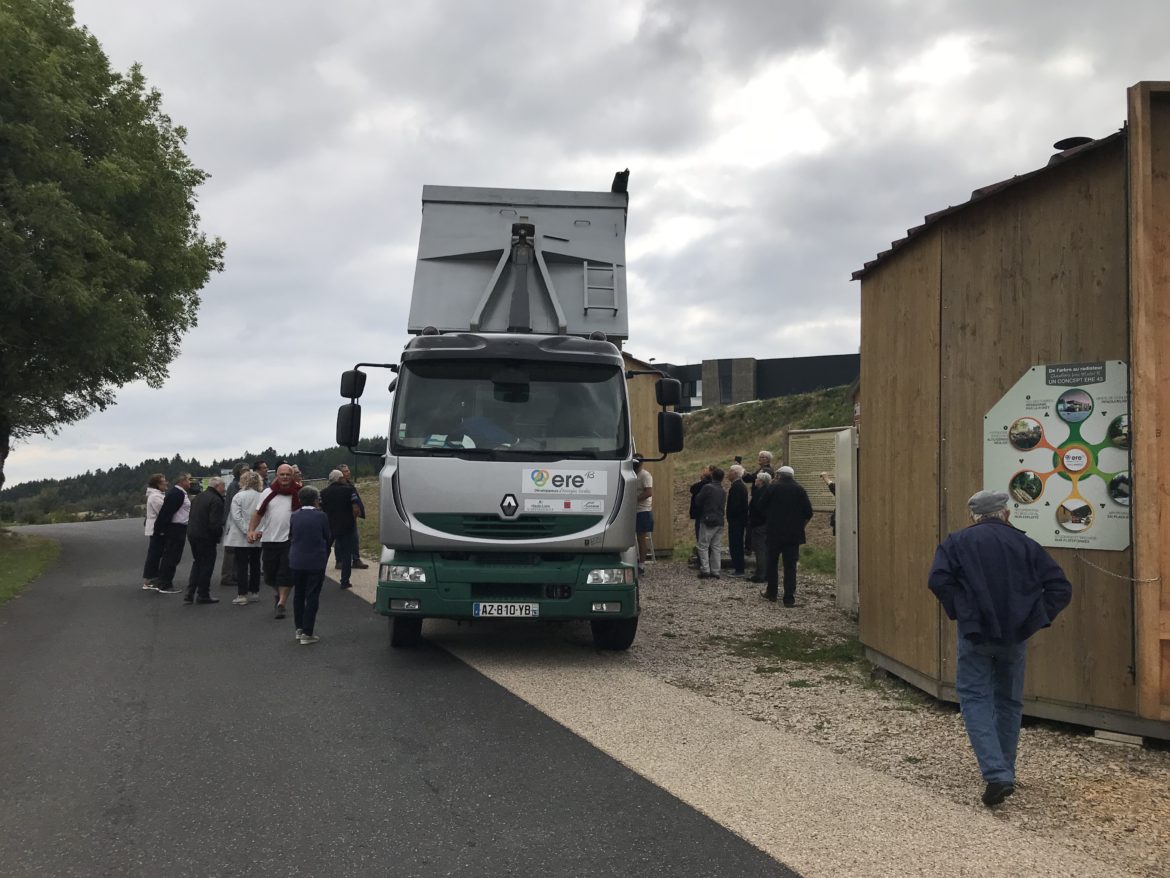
[142,473,168,590]
[226,470,265,604]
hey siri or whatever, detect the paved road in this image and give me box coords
[1,519,795,877]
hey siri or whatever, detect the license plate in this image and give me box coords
[473,602,540,618]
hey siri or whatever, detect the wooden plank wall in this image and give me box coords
[1128,83,1170,721]
[625,360,676,552]
[938,143,1133,711]
[858,230,942,678]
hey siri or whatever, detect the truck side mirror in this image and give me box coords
[655,377,682,407]
[657,411,684,454]
[341,370,367,399]
[337,403,362,447]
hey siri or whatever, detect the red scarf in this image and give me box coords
[257,479,303,516]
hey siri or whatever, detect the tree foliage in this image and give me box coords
[0,438,389,525]
[0,0,225,488]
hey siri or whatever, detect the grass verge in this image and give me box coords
[800,545,836,575]
[708,627,864,665]
[0,529,60,606]
[354,479,380,562]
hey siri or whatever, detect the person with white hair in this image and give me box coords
[725,464,749,577]
[321,468,362,590]
[747,471,772,582]
[761,465,812,606]
[289,485,331,645]
[929,490,1072,808]
[226,470,265,605]
[185,476,226,604]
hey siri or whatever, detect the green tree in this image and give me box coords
[0,0,225,488]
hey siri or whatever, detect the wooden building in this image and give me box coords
[853,82,1170,737]
[624,352,676,555]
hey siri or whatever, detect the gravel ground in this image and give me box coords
[630,550,1170,878]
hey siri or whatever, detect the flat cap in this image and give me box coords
[968,490,1009,515]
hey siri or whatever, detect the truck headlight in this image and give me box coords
[381,564,427,583]
[586,568,633,585]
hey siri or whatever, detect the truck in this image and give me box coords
[335,174,684,650]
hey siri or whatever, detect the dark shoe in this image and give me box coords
[759,590,777,602]
[782,596,796,607]
[981,782,1015,807]
[339,582,352,590]
[351,560,369,569]
[637,565,646,576]
[274,604,286,619]
[182,594,194,604]
[195,596,220,604]
[697,572,711,579]
[749,577,765,583]
[156,585,181,595]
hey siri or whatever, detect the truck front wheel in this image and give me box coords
[591,617,638,650]
[390,616,423,648]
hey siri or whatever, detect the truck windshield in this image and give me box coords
[391,359,628,458]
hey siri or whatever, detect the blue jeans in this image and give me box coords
[332,531,358,586]
[955,637,1027,783]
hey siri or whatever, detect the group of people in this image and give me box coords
[141,460,369,646]
[688,451,1073,809]
[686,450,814,607]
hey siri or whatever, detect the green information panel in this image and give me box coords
[983,361,1130,551]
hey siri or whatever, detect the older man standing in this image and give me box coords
[929,490,1072,807]
[321,469,361,590]
[761,465,812,606]
[336,464,369,570]
[725,464,749,577]
[185,476,225,604]
[249,463,301,618]
[153,473,192,595]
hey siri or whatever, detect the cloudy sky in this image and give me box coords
[7,0,1170,487]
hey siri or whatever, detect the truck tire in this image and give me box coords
[390,616,423,648]
[591,617,638,650]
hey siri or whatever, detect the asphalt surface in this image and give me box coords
[1,519,794,877]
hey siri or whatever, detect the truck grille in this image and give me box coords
[415,514,602,540]
[472,583,573,600]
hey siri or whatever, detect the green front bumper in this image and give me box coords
[374,551,639,621]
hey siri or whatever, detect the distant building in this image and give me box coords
[654,354,859,411]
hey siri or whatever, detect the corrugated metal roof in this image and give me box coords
[851,130,1126,281]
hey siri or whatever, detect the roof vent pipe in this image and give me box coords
[1053,136,1094,151]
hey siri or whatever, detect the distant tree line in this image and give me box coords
[0,438,387,525]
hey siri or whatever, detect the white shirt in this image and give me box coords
[256,488,293,543]
[172,491,192,525]
[636,468,653,512]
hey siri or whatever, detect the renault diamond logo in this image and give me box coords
[500,494,518,516]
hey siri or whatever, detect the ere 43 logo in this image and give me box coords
[529,469,596,489]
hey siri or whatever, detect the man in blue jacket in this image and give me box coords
[929,490,1072,807]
